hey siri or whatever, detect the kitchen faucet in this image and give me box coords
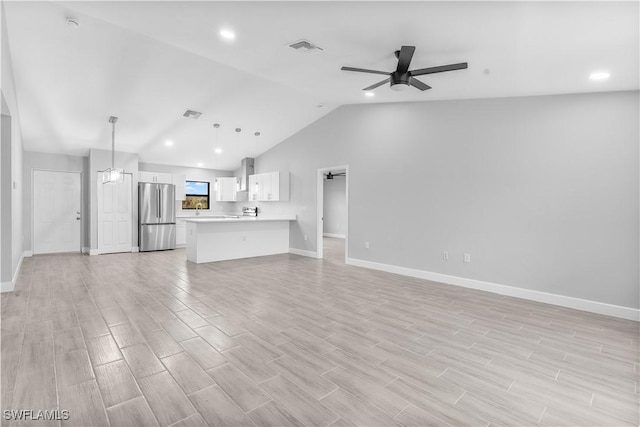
[195,203,202,216]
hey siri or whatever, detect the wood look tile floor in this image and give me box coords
[1,238,638,427]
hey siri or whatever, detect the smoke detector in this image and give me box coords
[183,110,202,119]
[287,39,323,53]
[66,18,79,28]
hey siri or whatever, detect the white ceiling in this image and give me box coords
[4,1,638,171]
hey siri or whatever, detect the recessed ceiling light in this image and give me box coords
[165,140,174,147]
[220,29,236,40]
[197,162,203,167]
[589,71,610,81]
[364,92,375,97]
[214,148,223,154]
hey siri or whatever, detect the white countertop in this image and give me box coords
[185,215,296,223]
[177,213,240,218]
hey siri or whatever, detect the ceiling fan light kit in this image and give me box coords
[342,45,468,92]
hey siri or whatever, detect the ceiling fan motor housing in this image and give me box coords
[390,71,411,90]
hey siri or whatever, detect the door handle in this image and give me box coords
[76,217,81,220]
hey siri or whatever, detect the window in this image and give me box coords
[182,181,209,209]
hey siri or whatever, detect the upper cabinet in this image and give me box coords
[248,171,289,202]
[139,171,186,200]
[215,177,239,202]
[173,174,186,201]
[138,171,172,184]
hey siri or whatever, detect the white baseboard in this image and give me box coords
[131,247,139,253]
[289,248,319,258]
[323,233,345,239]
[1,254,24,293]
[23,250,33,257]
[346,257,639,321]
[89,249,99,256]
[82,247,89,254]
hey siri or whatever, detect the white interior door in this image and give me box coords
[33,170,81,254]
[97,174,132,254]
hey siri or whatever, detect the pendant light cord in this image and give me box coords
[111,120,115,170]
[108,116,118,170]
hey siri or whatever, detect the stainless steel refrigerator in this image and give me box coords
[139,182,176,251]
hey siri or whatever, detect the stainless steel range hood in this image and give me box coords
[238,157,254,192]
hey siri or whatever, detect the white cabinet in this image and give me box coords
[248,174,257,201]
[139,171,185,200]
[176,218,186,246]
[248,171,289,201]
[138,171,172,184]
[214,177,239,202]
[173,174,186,201]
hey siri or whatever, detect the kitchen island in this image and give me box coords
[185,216,296,263]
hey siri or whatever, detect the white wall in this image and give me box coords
[323,175,346,237]
[1,108,11,286]
[139,162,237,215]
[22,151,89,252]
[255,91,639,310]
[1,2,24,291]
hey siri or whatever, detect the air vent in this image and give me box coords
[183,110,202,119]
[287,39,323,53]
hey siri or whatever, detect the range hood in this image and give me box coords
[237,157,254,194]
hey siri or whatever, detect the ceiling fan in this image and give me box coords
[341,46,468,92]
[325,171,346,180]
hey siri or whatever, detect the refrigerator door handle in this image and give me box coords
[157,187,161,218]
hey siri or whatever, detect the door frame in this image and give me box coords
[31,169,83,255]
[316,165,349,261]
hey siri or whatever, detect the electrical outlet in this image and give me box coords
[464,253,471,263]
[365,242,370,249]
[443,251,449,260]
[304,234,308,241]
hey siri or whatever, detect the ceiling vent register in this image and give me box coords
[288,39,323,53]
[183,110,202,119]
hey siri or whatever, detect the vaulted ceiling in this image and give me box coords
[4,1,638,170]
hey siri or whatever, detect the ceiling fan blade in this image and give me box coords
[363,78,390,91]
[341,66,390,76]
[410,62,468,76]
[409,77,431,91]
[396,46,416,74]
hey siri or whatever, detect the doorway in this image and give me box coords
[316,165,348,262]
[33,170,82,254]
[97,174,133,254]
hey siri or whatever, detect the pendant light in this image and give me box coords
[213,123,220,192]
[101,116,124,184]
[254,131,260,157]
[235,127,242,159]
[235,128,242,191]
[213,123,221,154]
